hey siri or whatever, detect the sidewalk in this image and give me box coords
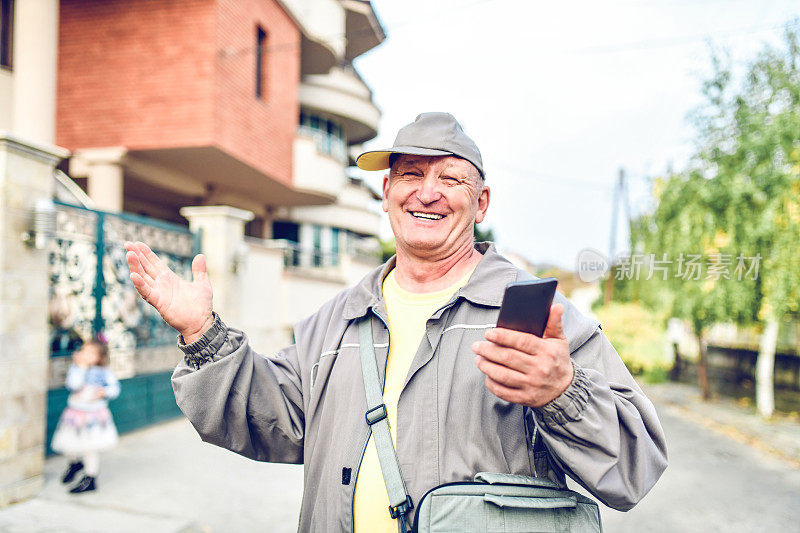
[1,382,798,532]
[0,418,304,533]
[642,381,800,467]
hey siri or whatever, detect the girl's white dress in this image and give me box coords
[51,365,121,454]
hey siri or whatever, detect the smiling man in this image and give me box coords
[125,112,667,532]
[380,153,487,287]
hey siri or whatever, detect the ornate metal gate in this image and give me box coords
[46,201,199,452]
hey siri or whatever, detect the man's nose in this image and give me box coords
[416,174,442,205]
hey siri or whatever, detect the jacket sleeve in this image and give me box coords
[171,313,305,464]
[532,327,668,511]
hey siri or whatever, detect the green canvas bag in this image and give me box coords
[358,318,603,533]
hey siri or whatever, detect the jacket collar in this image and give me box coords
[342,242,520,320]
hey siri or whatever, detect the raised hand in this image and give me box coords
[124,241,214,345]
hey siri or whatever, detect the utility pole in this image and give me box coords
[604,168,629,304]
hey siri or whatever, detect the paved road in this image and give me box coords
[1,396,799,532]
[596,401,800,532]
[0,420,305,533]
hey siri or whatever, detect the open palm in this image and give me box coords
[125,241,214,344]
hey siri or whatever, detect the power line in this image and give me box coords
[219,5,800,60]
[570,19,800,55]
[489,160,666,198]
[491,162,612,192]
[218,0,506,60]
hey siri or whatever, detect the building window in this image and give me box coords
[298,111,347,162]
[312,224,322,267]
[273,221,300,266]
[1,0,12,69]
[272,221,299,243]
[255,26,267,98]
[331,227,340,266]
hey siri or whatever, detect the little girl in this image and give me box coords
[51,334,120,493]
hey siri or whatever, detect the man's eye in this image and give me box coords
[403,172,422,177]
[442,176,460,183]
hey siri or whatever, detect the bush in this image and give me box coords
[594,302,672,382]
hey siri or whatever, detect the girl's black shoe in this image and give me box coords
[61,461,83,484]
[69,475,96,493]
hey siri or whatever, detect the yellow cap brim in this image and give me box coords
[356,147,454,172]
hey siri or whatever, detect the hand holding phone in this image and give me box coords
[472,277,574,408]
[496,278,558,337]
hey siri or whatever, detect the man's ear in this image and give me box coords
[475,185,490,224]
[381,174,390,213]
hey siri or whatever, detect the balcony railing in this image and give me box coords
[297,124,348,163]
[262,238,378,269]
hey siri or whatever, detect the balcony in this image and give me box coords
[262,235,379,270]
[279,0,346,75]
[245,236,378,327]
[290,202,380,237]
[292,132,347,200]
[342,0,386,62]
[299,65,380,145]
[290,177,381,237]
[298,111,348,163]
[124,145,332,209]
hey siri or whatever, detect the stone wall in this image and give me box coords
[0,134,67,507]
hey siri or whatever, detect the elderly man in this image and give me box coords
[125,112,667,532]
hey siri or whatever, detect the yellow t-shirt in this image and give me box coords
[353,266,475,532]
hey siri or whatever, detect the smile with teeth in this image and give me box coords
[411,211,445,220]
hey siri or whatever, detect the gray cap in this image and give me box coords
[356,112,484,178]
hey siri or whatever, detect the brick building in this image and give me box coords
[0,0,385,506]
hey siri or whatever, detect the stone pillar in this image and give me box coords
[86,162,124,212]
[261,217,274,239]
[0,133,68,507]
[180,206,254,325]
[70,148,127,212]
[11,0,59,145]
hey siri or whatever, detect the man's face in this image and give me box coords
[382,154,490,259]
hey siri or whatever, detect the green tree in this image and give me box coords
[634,26,800,413]
[379,238,396,263]
[474,225,495,242]
[636,171,752,400]
[694,31,800,416]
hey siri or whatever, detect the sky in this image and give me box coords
[352,0,800,270]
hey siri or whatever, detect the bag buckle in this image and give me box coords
[389,495,413,519]
[365,404,387,426]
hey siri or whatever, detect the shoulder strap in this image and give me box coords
[358,318,413,531]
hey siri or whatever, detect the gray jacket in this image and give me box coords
[172,243,668,531]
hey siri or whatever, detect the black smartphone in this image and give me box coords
[496,278,558,337]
